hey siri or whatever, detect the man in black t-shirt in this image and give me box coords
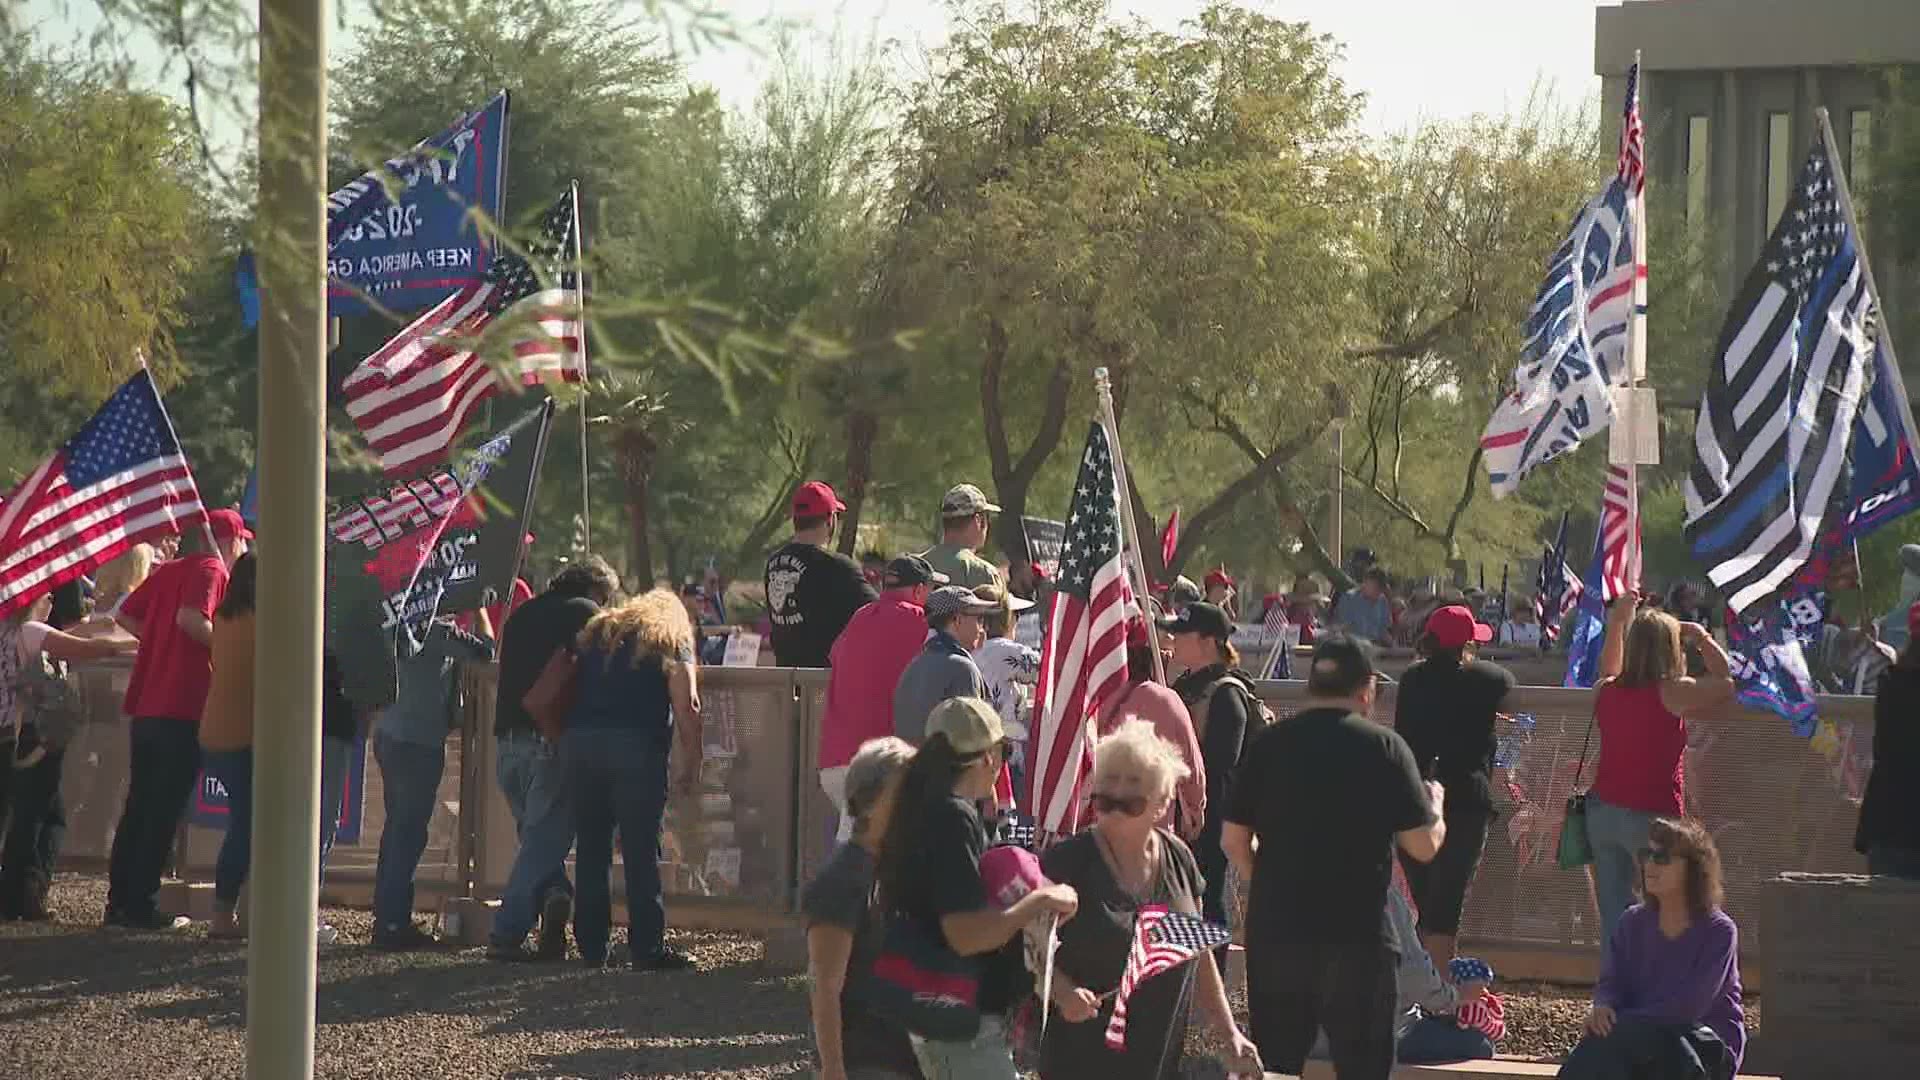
[487,557,619,962]
[1223,634,1448,1080]
[766,481,878,668]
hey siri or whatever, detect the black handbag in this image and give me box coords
[853,913,984,1042]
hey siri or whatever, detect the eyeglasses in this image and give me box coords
[1089,792,1150,817]
[1637,847,1677,866]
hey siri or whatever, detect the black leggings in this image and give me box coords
[1398,806,1492,936]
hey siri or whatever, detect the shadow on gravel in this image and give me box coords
[504,1040,812,1080]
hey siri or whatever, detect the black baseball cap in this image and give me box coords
[884,555,949,589]
[1157,601,1232,641]
[1306,633,1377,697]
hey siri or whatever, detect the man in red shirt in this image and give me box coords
[105,509,250,929]
[818,555,946,841]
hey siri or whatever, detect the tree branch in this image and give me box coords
[1341,465,1434,536]
[980,314,1014,487]
[1440,446,1486,558]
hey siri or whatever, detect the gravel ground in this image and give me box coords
[1,876,1758,1079]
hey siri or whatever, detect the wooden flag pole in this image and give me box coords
[1094,367,1166,686]
[571,181,592,556]
[1622,50,1649,594]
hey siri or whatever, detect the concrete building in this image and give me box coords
[1594,0,1920,306]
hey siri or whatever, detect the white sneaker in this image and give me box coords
[316,922,340,946]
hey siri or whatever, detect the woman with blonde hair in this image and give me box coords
[1040,720,1258,1078]
[91,544,155,616]
[565,588,703,970]
[1585,598,1735,951]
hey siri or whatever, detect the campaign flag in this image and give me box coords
[1683,129,1873,616]
[235,250,261,329]
[1482,63,1645,496]
[344,186,585,475]
[1104,905,1231,1051]
[1563,525,1610,689]
[1533,511,1582,645]
[0,370,208,618]
[1024,517,1067,579]
[328,401,552,669]
[1844,338,1920,536]
[327,91,510,317]
[1027,422,1134,835]
[1725,593,1824,736]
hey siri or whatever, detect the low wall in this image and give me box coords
[55,662,1875,963]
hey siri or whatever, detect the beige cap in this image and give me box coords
[926,697,1006,756]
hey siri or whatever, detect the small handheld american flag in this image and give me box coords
[1104,904,1230,1051]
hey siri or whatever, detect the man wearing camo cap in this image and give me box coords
[919,483,1004,590]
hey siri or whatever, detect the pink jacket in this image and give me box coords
[1096,679,1207,840]
[820,592,927,769]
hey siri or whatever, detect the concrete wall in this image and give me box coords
[1596,0,1920,75]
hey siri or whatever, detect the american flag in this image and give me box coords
[1256,597,1291,679]
[0,370,207,618]
[1599,465,1640,602]
[1026,422,1133,836]
[1103,905,1231,1051]
[1684,130,1875,615]
[1532,511,1582,645]
[1480,62,1645,496]
[344,185,585,476]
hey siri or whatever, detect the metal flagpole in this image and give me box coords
[571,180,592,556]
[251,0,328,1071]
[1094,367,1166,685]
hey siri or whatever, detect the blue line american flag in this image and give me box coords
[1104,905,1231,1051]
[1684,129,1873,615]
[1481,62,1645,496]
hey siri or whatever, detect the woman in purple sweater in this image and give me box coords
[1559,817,1744,1080]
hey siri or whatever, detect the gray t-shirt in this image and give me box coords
[799,843,923,1076]
[892,633,986,743]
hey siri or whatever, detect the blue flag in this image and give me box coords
[234,250,260,329]
[1563,524,1609,689]
[326,91,510,317]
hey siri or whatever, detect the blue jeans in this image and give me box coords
[1398,1016,1495,1064]
[318,735,352,879]
[204,748,254,907]
[1586,798,1657,953]
[373,733,446,929]
[490,733,575,946]
[909,1014,1017,1080]
[564,727,670,965]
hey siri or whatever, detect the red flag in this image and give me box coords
[1159,508,1179,571]
[1027,422,1133,835]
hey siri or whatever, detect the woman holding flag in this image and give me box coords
[1039,720,1257,1079]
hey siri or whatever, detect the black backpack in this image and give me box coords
[1195,670,1277,765]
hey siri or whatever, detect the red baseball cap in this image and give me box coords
[1426,604,1492,648]
[791,480,847,518]
[206,508,253,542]
[1205,567,1235,590]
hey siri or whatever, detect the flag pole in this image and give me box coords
[251,0,329,1070]
[1624,50,1648,594]
[570,181,592,556]
[1094,367,1166,685]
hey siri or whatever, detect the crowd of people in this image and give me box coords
[5,478,1920,1080]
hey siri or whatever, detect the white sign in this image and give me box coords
[723,631,762,667]
[1608,386,1660,466]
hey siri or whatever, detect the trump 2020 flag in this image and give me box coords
[1482,63,1645,496]
[1683,129,1873,616]
[328,91,509,317]
[0,370,208,618]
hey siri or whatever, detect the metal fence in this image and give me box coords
[53,662,1874,955]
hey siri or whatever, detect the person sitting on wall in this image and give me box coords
[1557,817,1744,1080]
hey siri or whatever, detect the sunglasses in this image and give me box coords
[1089,792,1150,817]
[1637,847,1678,866]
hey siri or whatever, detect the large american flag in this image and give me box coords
[344,185,585,476]
[1684,130,1873,614]
[1481,62,1645,496]
[1103,905,1231,1051]
[0,370,207,618]
[1026,422,1133,836]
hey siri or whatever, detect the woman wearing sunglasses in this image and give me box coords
[1038,720,1259,1079]
[1559,818,1744,1080]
